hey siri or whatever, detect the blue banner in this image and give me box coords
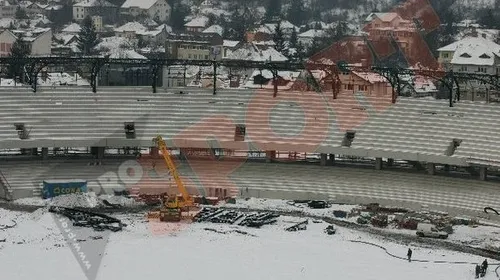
[42,180,87,199]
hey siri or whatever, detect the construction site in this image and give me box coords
[1,56,500,278]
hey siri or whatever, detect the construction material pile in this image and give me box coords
[48,206,126,232]
[194,208,279,228]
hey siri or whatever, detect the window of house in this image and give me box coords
[442,53,449,58]
[205,55,209,59]
[347,84,353,90]
[188,54,191,59]
[358,85,368,91]
[459,66,468,72]
[460,52,471,58]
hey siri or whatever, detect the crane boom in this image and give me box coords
[153,135,192,205]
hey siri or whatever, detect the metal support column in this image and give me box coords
[213,60,217,95]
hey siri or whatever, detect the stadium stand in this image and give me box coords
[0,86,499,220]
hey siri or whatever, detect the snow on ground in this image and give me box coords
[13,193,140,208]
[226,197,359,214]
[0,207,497,280]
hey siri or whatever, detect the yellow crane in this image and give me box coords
[152,135,195,222]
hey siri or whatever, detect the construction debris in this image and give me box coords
[285,220,308,232]
[0,220,17,230]
[48,206,126,232]
[308,200,331,209]
[194,208,279,228]
[324,225,336,235]
[204,228,257,237]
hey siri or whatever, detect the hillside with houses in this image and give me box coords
[0,0,499,99]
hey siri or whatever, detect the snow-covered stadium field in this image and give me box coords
[0,198,498,280]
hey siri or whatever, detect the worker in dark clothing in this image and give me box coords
[482,259,488,275]
[475,264,481,278]
[407,248,412,262]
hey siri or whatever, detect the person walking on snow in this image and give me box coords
[407,248,412,262]
[475,264,481,278]
[482,259,488,274]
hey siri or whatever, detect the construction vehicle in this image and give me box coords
[148,135,197,222]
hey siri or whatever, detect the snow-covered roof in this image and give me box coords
[57,34,78,45]
[202,25,223,36]
[115,21,147,33]
[0,18,15,29]
[18,1,33,8]
[74,0,115,7]
[223,40,239,48]
[264,20,298,32]
[253,25,273,34]
[352,71,387,84]
[0,0,12,6]
[226,43,287,62]
[365,12,400,23]
[62,23,81,33]
[298,29,326,38]
[185,16,209,28]
[109,49,146,59]
[438,36,500,66]
[121,0,163,10]
[95,36,133,51]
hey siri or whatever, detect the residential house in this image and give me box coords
[61,23,81,35]
[337,71,391,96]
[246,20,299,42]
[202,25,223,36]
[222,40,240,58]
[114,22,168,46]
[25,2,46,15]
[0,28,52,57]
[114,21,147,41]
[0,0,15,18]
[184,16,209,32]
[137,24,169,46]
[121,0,171,23]
[363,12,436,68]
[298,29,326,48]
[52,34,79,55]
[166,33,223,60]
[225,42,288,62]
[73,0,117,24]
[437,36,500,101]
[246,25,273,43]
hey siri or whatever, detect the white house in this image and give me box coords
[185,16,209,32]
[73,0,117,23]
[0,0,15,18]
[202,25,223,36]
[121,0,171,23]
[437,36,500,75]
[297,29,325,48]
[0,28,52,57]
[438,36,500,101]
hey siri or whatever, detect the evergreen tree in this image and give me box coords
[226,5,255,41]
[7,34,30,80]
[77,16,99,55]
[273,21,288,57]
[170,2,189,31]
[287,0,305,26]
[265,0,282,20]
[15,7,27,19]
